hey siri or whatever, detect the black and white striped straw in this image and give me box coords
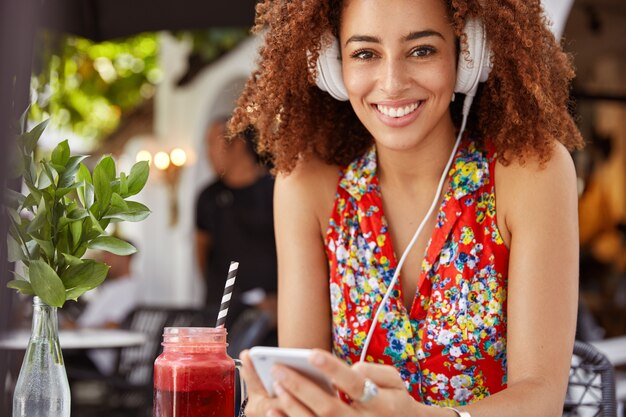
[216,261,239,328]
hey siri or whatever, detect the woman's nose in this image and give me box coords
[378,58,409,96]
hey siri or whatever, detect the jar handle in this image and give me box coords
[234,359,247,416]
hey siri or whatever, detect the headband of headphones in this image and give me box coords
[313,17,493,102]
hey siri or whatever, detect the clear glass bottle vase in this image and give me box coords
[12,296,70,417]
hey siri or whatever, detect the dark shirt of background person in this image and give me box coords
[195,118,277,330]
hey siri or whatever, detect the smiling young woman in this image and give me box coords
[230,0,584,416]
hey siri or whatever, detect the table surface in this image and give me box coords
[0,328,148,350]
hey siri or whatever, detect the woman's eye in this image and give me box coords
[350,49,376,60]
[410,46,436,57]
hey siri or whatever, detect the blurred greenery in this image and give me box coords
[30,32,161,146]
[177,28,249,62]
[30,28,249,146]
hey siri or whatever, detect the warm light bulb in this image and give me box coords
[170,148,187,167]
[136,150,152,165]
[154,151,170,170]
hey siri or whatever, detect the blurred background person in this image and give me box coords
[195,117,277,342]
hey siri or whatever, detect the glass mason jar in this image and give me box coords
[13,296,71,417]
[153,327,244,417]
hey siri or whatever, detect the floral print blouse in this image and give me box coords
[325,138,509,406]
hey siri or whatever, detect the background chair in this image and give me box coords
[227,307,274,359]
[564,340,618,417]
[71,305,213,417]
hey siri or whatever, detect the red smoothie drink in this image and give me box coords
[153,327,235,417]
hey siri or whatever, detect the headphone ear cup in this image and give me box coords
[314,35,349,101]
[455,17,493,97]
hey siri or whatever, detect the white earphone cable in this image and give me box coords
[358,97,473,364]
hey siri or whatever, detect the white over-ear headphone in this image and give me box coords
[314,17,493,110]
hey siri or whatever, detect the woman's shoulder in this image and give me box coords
[495,141,578,231]
[495,141,576,188]
[275,155,340,223]
[276,155,339,188]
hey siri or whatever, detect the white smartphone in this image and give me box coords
[248,346,335,397]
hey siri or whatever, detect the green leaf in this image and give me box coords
[51,140,70,166]
[80,181,95,209]
[22,192,39,210]
[70,220,82,250]
[6,206,21,226]
[25,240,39,259]
[21,119,49,155]
[126,161,149,197]
[99,218,111,231]
[119,172,128,196]
[74,242,88,258]
[7,235,26,262]
[76,163,92,184]
[93,158,114,215]
[26,197,48,234]
[56,228,70,256]
[4,188,25,210]
[88,211,105,234]
[58,155,87,189]
[37,168,53,189]
[55,183,80,199]
[51,162,66,173]
[65,285,93,301]
[67,208,89,221]
[97,155,116,180]
[8,221,25,247]
[58,216,71,231]
[40,160,59,188]
[88,236,137,256]
[7,280,35,296]
[11,267,28,279]
[103,200,150,222]
[83,217,101,241]
[28,260,66,307]
[18,106,30,134]
[62,253,83,266]
[110,193,128,209]
[61,260,109,290]
[31,236,55,260]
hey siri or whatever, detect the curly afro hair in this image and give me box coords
[229,0,584,174]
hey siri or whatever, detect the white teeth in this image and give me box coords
[376,102,420,118]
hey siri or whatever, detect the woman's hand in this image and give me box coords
[266,349,420,417]
[240,350,285,417]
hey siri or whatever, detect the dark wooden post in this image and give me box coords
[0,0,39,413]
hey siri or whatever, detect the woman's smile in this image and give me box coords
[372,99,425,127]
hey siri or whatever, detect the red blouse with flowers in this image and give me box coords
[325,139,509,406]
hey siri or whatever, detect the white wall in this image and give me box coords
[122,33,262,307]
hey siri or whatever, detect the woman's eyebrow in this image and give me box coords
[345,34,381,46]
[404,30,445,41]
[345,30,445,47]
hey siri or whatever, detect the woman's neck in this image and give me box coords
[377,125,458,196]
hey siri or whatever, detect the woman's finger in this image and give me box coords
[350,361,406,390]
[240,350,284,417]
[306,349,368,400]
[240,350,271,394]
[273,379,319,417]
[271,364,350,417]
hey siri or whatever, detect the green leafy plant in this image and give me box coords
[4,119,150,307]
